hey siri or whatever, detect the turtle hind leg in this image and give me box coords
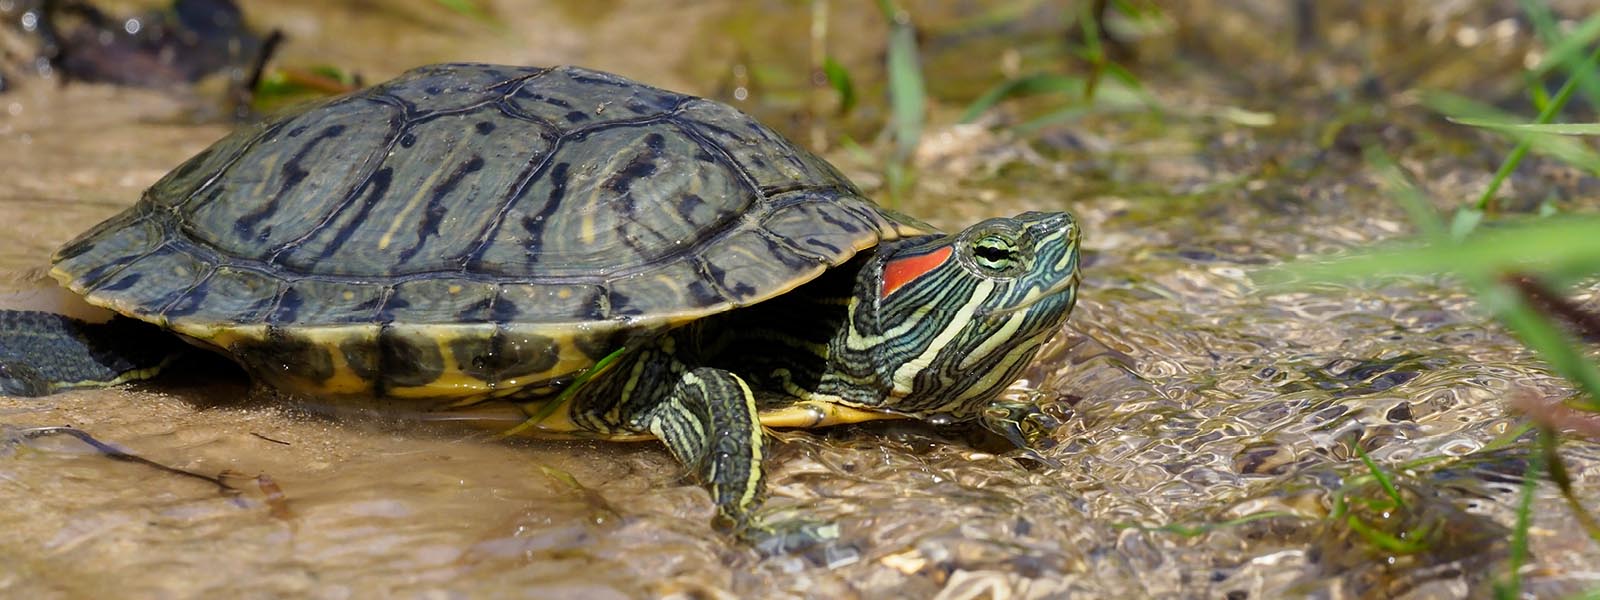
[0,310,181,397]
[646,366,840,554]
[0,362,48,397]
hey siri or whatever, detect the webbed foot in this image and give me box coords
[743,518,859,565]
[979,399,1062,466]
[743,517,838,554]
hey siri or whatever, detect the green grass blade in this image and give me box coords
[1428,93,1600,176]
[822,56,857,115]
[1275,147,1600,410]
[1342,511,1433,554]
[877,1,926,206]
[884,11,925,160]
[1523,5,1600,76]
[501,346,628,437]
[1519,0,1600,111]
[1445,120,1600,136]
[1274,222,1600,410]
[1491,451,1542,600]
[1077,1,1106,101]
[1353,445,1406,508]
[1268,217,1600,283]
[1529,12,1600,78]
[959,74,1087,123]
[1439,38,1600,212]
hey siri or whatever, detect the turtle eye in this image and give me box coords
[972,232,1022,274]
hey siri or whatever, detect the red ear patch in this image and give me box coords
[880,246,953,299]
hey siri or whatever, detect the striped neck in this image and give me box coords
[842,211,1081,421]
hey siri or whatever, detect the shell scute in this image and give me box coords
[674,99,854,194]
[504,66,686,129]
[186,97,406,259]
[382,279,499,324]
[273,279,388,325]
[376,63,547,114]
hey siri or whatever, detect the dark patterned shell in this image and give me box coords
[50,64,926,399]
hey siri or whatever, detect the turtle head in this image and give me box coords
[856,211,1081,435]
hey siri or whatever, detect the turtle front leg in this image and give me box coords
[646,367,766,527]
[645,367,837,554]
[572,341,838,553]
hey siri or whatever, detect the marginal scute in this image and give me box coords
[274,278,386,324]
[607,259,729,316]
[376,325,446,389]
[268,285,304,324]
[233,326,336,387]
[52,210,162,287]
[96,271,142,292]
[451,328,560,384]
[496,282,607,322]
[383,279,498,324]
[84,246,209,322]
[172,266,279,324]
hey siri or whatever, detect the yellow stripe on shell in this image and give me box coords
[377,125,469,250]
[248,151,284,200]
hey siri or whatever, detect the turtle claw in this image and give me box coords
[805,537,863,568]
[744,518,851,561]
[1016,447,1063,469]
[979,399,1062,465]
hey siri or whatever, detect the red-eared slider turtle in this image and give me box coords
[1,63,1081,551]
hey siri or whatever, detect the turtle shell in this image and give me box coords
[51,64,928,399]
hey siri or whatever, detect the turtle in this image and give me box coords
[0,63,1082,551]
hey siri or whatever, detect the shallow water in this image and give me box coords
[3,1,1600,598]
